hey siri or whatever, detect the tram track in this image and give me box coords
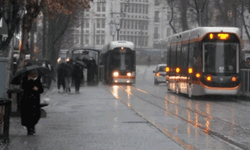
[106,85,250,150]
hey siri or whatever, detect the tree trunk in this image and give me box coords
[17,12,33,71]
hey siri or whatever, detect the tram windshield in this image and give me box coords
[112,48,134,70]
[203,43,239,74]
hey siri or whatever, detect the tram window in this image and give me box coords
[125,53,132,67]
[170,46,176,71]
[112,53,120,67]
[204,43,237,73]
[225,45,237,72]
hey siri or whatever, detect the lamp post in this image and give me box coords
[195,0,207,27]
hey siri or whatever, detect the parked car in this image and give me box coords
[153,64,167,85]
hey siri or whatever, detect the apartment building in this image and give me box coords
[67,0,171,50]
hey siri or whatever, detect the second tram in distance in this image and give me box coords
[100,41,136,84]
[166,27,242,97]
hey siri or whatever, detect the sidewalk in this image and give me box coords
[0,83,183,150]
[0,86,53,150]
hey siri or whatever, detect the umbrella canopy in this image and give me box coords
[75,60,87,68]
[11,65,50,85]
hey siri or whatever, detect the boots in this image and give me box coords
[27,126,35,135]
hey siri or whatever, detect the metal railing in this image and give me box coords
[240,69,250,95]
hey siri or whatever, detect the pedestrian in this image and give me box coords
[245,57,250,69]
[20,69,44,135]
[88,57,97,82]
[73,62,83,93]
[42,60,54,89]
[57,61,66,93]
[65,59,73,93]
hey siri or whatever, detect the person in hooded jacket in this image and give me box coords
[57,62,66,93]
[20,70,44,135]
[73,62,83,93]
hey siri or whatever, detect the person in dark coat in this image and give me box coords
[88,58,97,82]
[20,70,44,135]
[57,62,66,93]
[73,62,83,93]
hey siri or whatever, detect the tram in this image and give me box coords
[166,27,242,97]
[100,41,136,84]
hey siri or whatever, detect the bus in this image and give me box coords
[100,41,136,84]
[166,27,242,97]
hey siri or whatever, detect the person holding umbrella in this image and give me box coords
[20,69,44,135]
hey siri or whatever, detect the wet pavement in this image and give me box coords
[2,65,250,150]
[0,82,183,150]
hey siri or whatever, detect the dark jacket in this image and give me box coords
[20,76,44,127]
[65,62,73,77]
[73,63,83,78]
[57,63,66,79]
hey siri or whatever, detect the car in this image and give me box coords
[153,64,167,85]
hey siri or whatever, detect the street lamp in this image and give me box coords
[195,0,207,26]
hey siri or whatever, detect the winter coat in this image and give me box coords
[57,63,66,79]
[65,62,73,77]
[73,63,83,78]
[20,76,44,127]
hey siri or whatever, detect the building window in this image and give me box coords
[102,2,106,12]
[102,19,105,28]
[155,0,160,6]
[154,11,159,22]
[85,19,89,28]
[97,19,101,28]
[101,35,105,44]
[84,35,89,44]
[96,35,100,45]
[97,3,101,12]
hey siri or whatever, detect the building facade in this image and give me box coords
[66,0,171,50]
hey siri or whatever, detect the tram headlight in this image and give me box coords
[195,73,201,78]
[127,72,132,77]
[113,71,119,77]
[231,76,237,82]
[206,75,213,82]
[166,67,170,72]
[188,68,193,74]
[176,67,180,73]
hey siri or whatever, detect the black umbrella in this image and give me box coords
[75,60,87,68]
[11,65,50,85]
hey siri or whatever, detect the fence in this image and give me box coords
[240,69,250,95]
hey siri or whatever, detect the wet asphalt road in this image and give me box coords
[3,65,250,150]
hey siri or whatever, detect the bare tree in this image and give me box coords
[0,0,93,71]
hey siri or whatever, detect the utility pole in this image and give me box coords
[139,20,143,49]
[80,10,84,48]
[93,22,95,48]
[42,14,46,58]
